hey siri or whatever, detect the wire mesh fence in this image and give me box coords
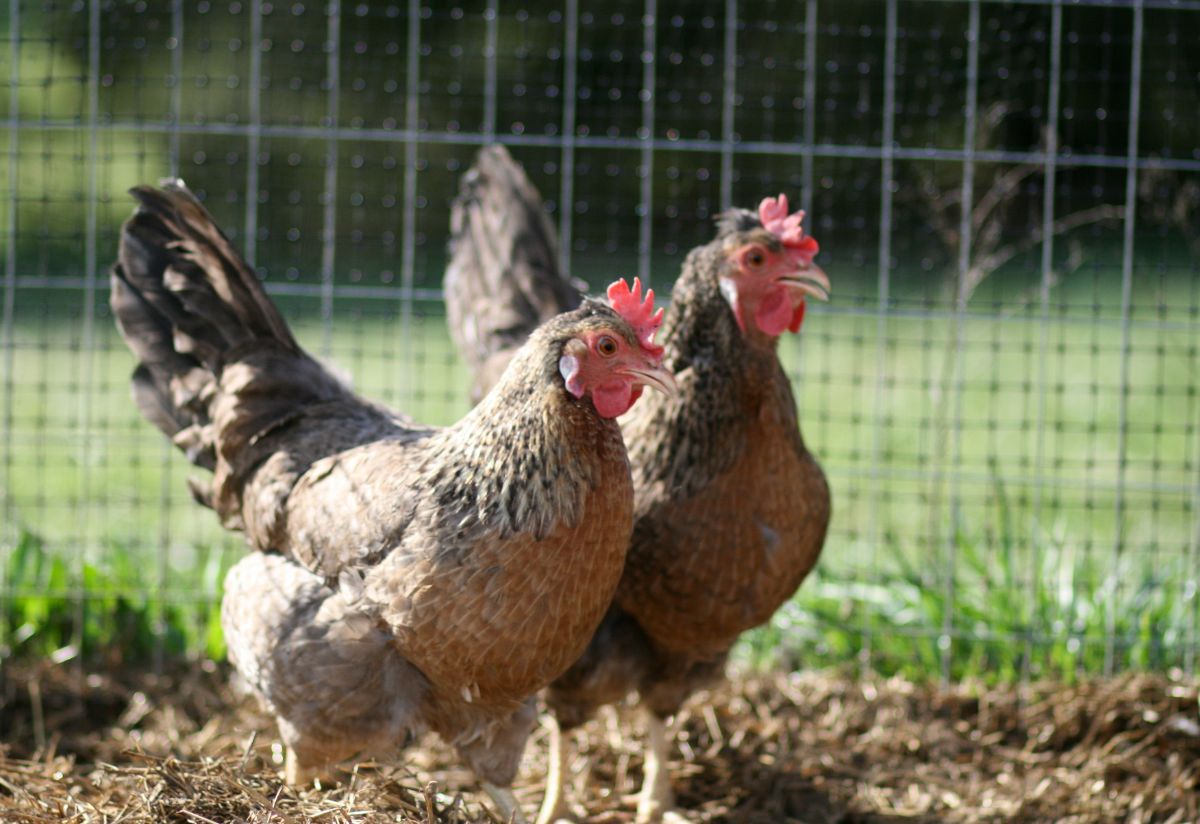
[1,0,1197,682]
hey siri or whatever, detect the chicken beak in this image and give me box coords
[624,364,679,398]
[779,264,831,302]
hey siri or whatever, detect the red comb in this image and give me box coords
[607,277,664,358]
[759,194,820,268]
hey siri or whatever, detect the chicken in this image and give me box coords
[445,146,832,822]
[108,180,676,822]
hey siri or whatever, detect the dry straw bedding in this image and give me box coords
[1,662,1197,823]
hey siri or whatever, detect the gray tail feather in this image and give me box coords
[110,179,342,510]
[445,144,584,404]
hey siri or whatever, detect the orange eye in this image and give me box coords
[746,247,767,269]
[596,335,619,357]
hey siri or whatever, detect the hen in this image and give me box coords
[108,180,675,822]
[446,146,832,822]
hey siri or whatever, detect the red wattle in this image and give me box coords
[591,381,636,418]
[754,286,795,337]
[788,299,806,333]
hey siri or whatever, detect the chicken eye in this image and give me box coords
[596,335,619,357]
[746,248,767,269]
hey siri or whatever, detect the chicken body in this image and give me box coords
[446,147,831,821]
[218,358,635,783]
[548,242,831,720]
[109,181,668,811]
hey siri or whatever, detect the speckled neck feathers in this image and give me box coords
[622,245,802,500]
[419,306,630,541]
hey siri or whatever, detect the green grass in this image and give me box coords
[2,280,1198,680]
[3,529,228,663]
[739,486,1195,683]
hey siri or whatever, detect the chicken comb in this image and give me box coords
[607,277,665,358]
[759,194,820,268]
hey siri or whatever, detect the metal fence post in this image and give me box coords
[399,0,422,401]
[1107,0,1145,677]
[558,0,579,278]
[637,0,656,287]
[719,0,737,213]
[1029,0,1063,687]
[941,0,982,686]
[0,0,21,652]
[320,0,342,358]
[245,0,264,268]
[865,0,898,676]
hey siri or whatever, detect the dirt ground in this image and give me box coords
[1,661,1197,823]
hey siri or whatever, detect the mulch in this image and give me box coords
[1,660,1197,823]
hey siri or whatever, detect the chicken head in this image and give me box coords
[558,277,675,418]
[718,194,831,338]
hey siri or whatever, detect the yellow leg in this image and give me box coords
[534,715,570,824]
[635,712,674,823]
[482,782,528,824]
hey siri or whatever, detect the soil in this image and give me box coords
[1,661,1197,823]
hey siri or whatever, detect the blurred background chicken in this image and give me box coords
[108,180,675,823]
[446,146,832,822]
[445,144,587,406]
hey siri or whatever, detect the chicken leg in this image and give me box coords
[535,715,570,824]
[483,782,529,824]
[635,711,675,823]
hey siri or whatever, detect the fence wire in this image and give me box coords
[1,0,1198,682]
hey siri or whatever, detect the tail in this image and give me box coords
[110,180,351,525]
[445,145,584,404]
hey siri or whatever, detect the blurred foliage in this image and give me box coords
[6,506,1191,681]
[2,2,1197,680]
[739,474,1195,683]
[1,1,1195,287]
[2,529,230,665]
